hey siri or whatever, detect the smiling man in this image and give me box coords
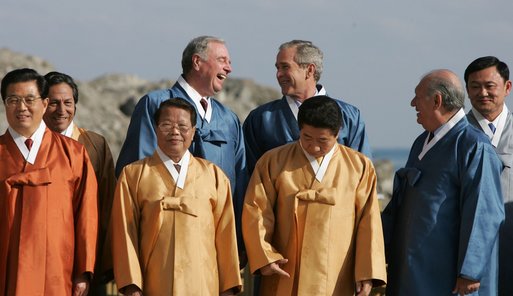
[382,69,504,296]
[116,36,248,264]
[243,40,371,174]
[242,95,386,296]
[43,71,117,295]
[0,69,98,295]
[464,56,513,296]
[112,98,241,296]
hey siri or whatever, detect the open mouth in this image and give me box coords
[217,74,227,80]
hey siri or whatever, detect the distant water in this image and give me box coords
[373,147,410,170]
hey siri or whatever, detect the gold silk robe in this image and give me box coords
[72,125,116,281]
[112,152,242,295]
[242,142,386,295]
[0,128,98,295]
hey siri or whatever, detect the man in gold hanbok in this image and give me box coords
[112,98,242,295]
[242,95,386,296]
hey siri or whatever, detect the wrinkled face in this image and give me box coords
[196,42,232,96]
[275,47,310,99]
[4,81,48,137]
[43,83,76,132]
[156,106,196,162]
[299,124,338,158]
[410,78,437,131]
[467,66,511,121]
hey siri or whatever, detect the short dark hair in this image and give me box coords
[464,56,510,85]
[154,97,197,125]
[298,95,343,135]
[1,68,47,101]
[44,71,79,104]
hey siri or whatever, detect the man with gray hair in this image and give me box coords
[382,69,504,295]
[243,40,371,173]
[116,35,248,265]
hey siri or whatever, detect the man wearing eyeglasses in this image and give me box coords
[0,68,98,295]
[112,98,242,296]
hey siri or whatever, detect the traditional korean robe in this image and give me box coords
[468,110,513,295]
[115,80,248,257]
[112,152,242,295]
[242,142,386,295]
[0,128,98,295]
[243,84,371,173]
[72,125,116,282]
[382,116,504,296]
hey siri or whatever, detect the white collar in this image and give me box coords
[286,85,326,120]
[156,146,190,189]
[177,76,212,122]
[300,141,337,182]
[471,105,508,147]
[418,108,465,160]
[8,121,47,164]
[61,121,75,138]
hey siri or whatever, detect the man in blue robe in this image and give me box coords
[243,40,371,173]
[115,36,248,264]
[464,56,513,296]
[382,69,504,296]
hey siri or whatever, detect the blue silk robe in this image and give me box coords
[382,117,504,296]
[243,85,371,173]
[115,81,248,258]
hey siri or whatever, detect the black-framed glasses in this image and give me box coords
[4,95,42,107]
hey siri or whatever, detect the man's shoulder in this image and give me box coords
[246,97,287,119]
[331,97,362,115]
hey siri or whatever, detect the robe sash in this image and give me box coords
[5,167,51,295]
[192,128,227,158]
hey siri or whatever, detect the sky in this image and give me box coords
[2,0,513,149]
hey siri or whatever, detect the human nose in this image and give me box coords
[410,97,416,107]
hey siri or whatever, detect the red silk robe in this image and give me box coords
[0,128,98,295]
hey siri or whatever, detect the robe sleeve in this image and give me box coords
[242,111,264,175]
[354,159,387,286]
[242,158,285,274]
[232,116,249,265]
[96,135,117,281]
[72,146,99,278]
[212,167,242,293]
[458,143,505,280]
[111,167,143,291]
[115,94,159,177]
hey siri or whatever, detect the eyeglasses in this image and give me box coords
[158,122,192,133]
[4,95,42,107]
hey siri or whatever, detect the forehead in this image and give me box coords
[468,66,504,82]
[160,106,192,121]
[48,83,73,96]
[276,47,297,62]
[207,41,229,57]
[6,80,39,95]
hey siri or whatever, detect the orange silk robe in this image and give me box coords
[242,142,386,295]
[0,128,98,295]
[112,152,242,295]
[72,125,116,282]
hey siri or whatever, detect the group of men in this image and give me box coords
[0,34,511,296]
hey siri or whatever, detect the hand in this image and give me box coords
[452,277,480,295]
[259,259,290,277]
[355,280,372,296]
[121,284,143,296]
[72,273,90,296]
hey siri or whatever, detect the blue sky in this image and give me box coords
[2,0,512,148]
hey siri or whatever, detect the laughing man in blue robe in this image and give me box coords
[115,36,248,265]
[243,40,371,173]
[382,69,504,296]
